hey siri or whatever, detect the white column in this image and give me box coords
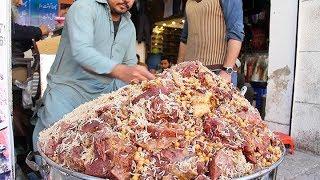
[0,0,15,178]
[291,0,320,155]
[265,0,298,134]
[136,41,146,63]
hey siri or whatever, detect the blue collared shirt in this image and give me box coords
[180,0,244,43]
[37,0,137,127]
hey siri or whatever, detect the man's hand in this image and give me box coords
[39,24,50,36]
[219,70,231,83]
[110,64,155,83]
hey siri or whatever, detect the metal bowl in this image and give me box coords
[37,143,285,180]
[235,145,286,180]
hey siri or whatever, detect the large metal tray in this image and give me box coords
[37,143,285,180]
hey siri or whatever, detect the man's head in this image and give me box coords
[12,0,23,7]
[160,58,171,70]
[107,0,134,15]
[12,0,23,21]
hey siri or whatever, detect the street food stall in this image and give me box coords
[6,0,290,179]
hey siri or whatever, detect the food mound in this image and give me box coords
[39,61,282,180]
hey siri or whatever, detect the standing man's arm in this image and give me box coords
[67,2,154,83]
[220,0,244,81]
[178,17,188,63]
[67,2,118,75]
[12,23,42,41]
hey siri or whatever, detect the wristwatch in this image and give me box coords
[221,66,234,75]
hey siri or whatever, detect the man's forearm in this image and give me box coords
[13,23,42,41]
[223,39,242,67]
[178,42,187,64]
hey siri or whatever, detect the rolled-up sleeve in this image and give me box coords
[221,0,245,42]
[67,2,118,74]
[180,17,188,43]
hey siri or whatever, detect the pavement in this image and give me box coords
[277,149,320,180]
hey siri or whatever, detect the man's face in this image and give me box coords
[12,0,23,7]
[108,0,134,15]
[160,59,170,69]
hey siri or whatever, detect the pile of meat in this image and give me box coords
[39,61,283,180]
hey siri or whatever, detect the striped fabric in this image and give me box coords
[184,0,227,65]
[31,72,40,98]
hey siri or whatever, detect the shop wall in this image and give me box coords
[265,0,298,134]
[291,0,320,155]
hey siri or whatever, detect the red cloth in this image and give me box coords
[274,132,295,154]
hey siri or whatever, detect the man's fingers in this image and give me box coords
[111,65,155,83]
[143,71,155,80]
[130,79,140,84]
[137,67,155,80]
[134,73,148,82]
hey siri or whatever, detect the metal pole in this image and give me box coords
[0,0,15,179]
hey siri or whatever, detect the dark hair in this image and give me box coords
[161,57,172,63]
[136,54,140,61]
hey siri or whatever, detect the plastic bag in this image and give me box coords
[14,72,39,109]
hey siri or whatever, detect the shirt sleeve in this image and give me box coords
[220,0,245,42]
[67,2,118,75]
[12,22,42,41]
[180,17,188,43]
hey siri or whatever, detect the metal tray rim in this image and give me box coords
[37,143,285,180]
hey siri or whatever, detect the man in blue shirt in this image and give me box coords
[178,0,244,83]
[32,0,154,150]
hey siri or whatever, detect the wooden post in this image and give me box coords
[0,0,15,179]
